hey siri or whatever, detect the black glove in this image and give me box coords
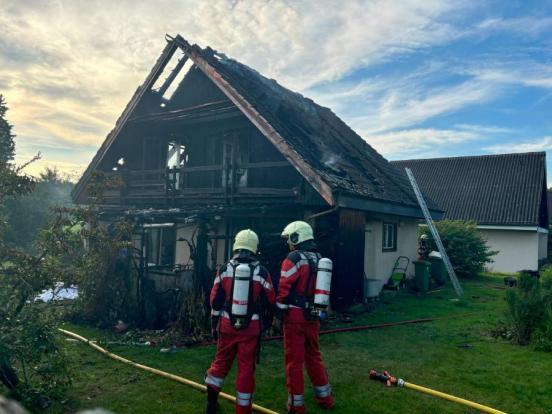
[211,316,219,341]
[212,286,225,312]
[262,310,274,333]
[274,304,286,320]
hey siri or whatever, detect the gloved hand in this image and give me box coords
[274,304,286,321]
[211,316,219,341]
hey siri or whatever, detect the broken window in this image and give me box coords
[167,141,187,190]
[382,222,397,251]
[146,225,176,267]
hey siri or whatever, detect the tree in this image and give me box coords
[0,95,69,408]
[0,167,74,253]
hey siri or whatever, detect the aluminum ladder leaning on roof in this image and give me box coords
[405,167,463,297]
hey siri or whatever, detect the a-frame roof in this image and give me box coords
[73,34,440,217]
[392,152,548,227]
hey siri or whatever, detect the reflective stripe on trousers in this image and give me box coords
[287,393,305,407]
[236,391,253,406]
[313,383,332,398]
[205,372,224,389]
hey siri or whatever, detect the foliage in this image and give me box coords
[505,269,552,349]
[0,167,74,253]
[420,220,497,277]
[172,285,210,343]
[0,95,70,408]
[43,180,140,328]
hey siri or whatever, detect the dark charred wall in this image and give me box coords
[168,66,228,109]
[333,208,365,306]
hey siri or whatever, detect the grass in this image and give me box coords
[42,274,552,414]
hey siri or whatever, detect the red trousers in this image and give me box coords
[206,332,258,414]
[284,321,333,413]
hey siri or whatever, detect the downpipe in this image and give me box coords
[369,369,507,414]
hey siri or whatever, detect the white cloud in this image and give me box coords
[454,123,515,134]
[476,16,552,38]
[311,70,500,135]
[365,128,479,159]
[485,136,552,154]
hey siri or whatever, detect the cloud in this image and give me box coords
[476,16,552,38]
[485,136,552,154]
[463,62,552,90]
[365,128,479,159]
[454,123,515,134]
[311,69,500,135]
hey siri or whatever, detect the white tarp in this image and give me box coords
[35,282,78,302]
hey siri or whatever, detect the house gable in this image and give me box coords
[73,34,438,218]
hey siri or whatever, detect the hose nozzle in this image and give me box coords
[369,369,402,387]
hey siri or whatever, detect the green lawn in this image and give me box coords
[44,275,551,413]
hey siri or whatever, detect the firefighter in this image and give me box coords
[205,229,276,414]
[277,221,334,413]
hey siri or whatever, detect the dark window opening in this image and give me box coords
[146,226,176,267]
[382,222,397,251]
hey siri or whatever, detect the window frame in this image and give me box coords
[382,222,398,252]
[146,226,176,268]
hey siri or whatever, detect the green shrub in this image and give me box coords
[420,220,496,278]
[505,270,552,348]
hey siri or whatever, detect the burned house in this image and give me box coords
[72,34,442,322]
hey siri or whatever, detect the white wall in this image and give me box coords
[364,216,419,296]
[175,221,228,271]
[175,224,196,268]
[481,229,540,273]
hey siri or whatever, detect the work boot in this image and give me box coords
[205,386,219,414]
[315,394,334,410]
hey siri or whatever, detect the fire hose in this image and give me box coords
[369,369,507,414]
[58,328,279,414]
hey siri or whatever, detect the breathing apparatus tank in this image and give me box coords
[314,257,333,310]
[231,263,251,329]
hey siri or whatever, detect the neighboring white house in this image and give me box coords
[392,152,549,273]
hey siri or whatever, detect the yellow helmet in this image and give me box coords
[233,229,259,253]
[281,221,314,245]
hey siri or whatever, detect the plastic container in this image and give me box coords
[364,278,382,299]
[429,254,447,286]
[413,260,431,293]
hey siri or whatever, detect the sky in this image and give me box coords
[1,0,551,183]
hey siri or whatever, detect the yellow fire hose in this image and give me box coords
[59,328,279,414]
[403,382,506,414]
[370,370,507,414]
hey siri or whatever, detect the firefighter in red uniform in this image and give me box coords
[277,221,334,413]
[205,229,276,414]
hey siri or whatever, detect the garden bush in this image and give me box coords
[505,269,552,349]
[420,220,496,277]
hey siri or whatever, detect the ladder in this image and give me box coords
[405,168,463,296]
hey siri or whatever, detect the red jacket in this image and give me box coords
[276,250,320,323]
[210,258,275,335]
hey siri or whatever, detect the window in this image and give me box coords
[167,142,187,190]
[146,226,176,267]
[382,222,397,251]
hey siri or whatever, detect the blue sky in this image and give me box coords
[1,0,551,183]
